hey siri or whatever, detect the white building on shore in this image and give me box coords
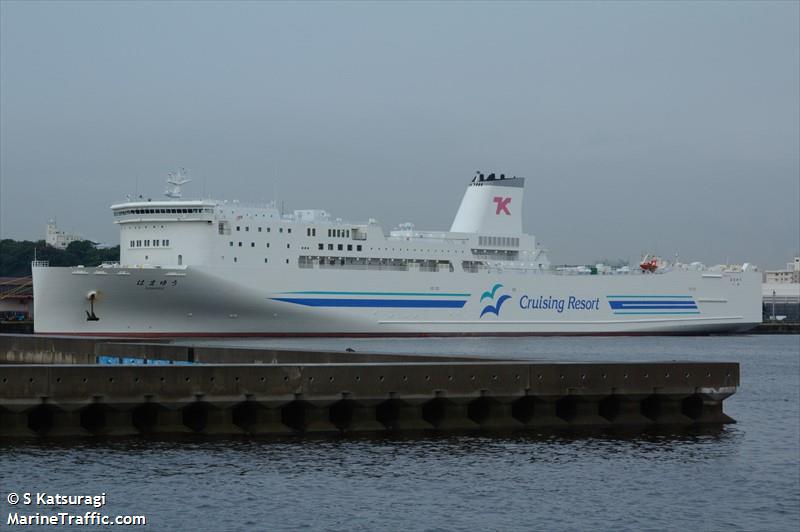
[45,219,82,250]
[762,257,800,321]
[764,257,800,284]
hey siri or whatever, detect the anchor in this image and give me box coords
[86,291,100,321]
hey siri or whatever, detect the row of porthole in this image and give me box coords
[3,370,732,386]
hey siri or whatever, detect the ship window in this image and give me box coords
[287,244,291,249]
[288,228,292,234]
[346,230,350,237]
[238,242,242,247]
[154,240,159,247]
[318,243,324,250]
[267,227,271,233]
[328,244,333,250]
[337,244,343,251]
[357,245,362,251]
[285,259,289,264]
[266,243,270,248]
[258,227,262,232]
[328,229,331,237]
[251,242,255,247]
[178,254,182,265]
[163,240,168,246]
[130,240,135,247]
[236,226,240,231]
[312,228,316,236]
[229,242,233,247]
[145,240,150,246]
[264,258,268,263]
[234,257,237,263]
[279,228,283,233]
[246,226,250,232]
[347,244,352,251]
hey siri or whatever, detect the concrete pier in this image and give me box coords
[0,335,739,437]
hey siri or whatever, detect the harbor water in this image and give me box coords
[1,335,798,531]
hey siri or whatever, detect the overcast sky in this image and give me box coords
[1,1,798,268]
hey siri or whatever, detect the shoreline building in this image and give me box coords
[762,257,800,321]
[45,219,82,250]
[763,257,800,284]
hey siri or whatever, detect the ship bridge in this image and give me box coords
[111,200,217,222]
[111,199,220,268]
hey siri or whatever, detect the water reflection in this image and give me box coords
[0,423,737,462]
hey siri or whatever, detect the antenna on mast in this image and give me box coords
[165,168,191,199]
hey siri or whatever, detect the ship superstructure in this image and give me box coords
[32,171,762,336]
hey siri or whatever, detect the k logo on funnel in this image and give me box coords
[480,283,511,318]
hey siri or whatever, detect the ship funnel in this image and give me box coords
[450,174,525,234]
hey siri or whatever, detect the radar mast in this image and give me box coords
[164,168,191,199]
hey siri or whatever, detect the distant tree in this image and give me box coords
[0,239,119,277]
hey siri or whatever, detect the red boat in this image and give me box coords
[639,256,659,273]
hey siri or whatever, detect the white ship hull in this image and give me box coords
[32,171,762,337]
[33,265,761,337]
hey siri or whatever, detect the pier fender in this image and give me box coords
[27,404,59,436]
[641,393,693,424]
[182,401,211,432]
[131,402,168,434]
[79,403,109,434]
[421,396,480,430]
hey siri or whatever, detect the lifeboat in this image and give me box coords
[639,255,659,273]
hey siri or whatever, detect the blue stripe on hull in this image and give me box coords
[613,311,702,315]
[609,300,696,307]
[610,301,697,310]
[270,298,467,308]
[282,291,471,297]
[607,295,692,299]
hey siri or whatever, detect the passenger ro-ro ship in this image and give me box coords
[32,171,762,336]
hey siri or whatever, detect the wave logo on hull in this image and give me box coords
[480,283,511,318]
